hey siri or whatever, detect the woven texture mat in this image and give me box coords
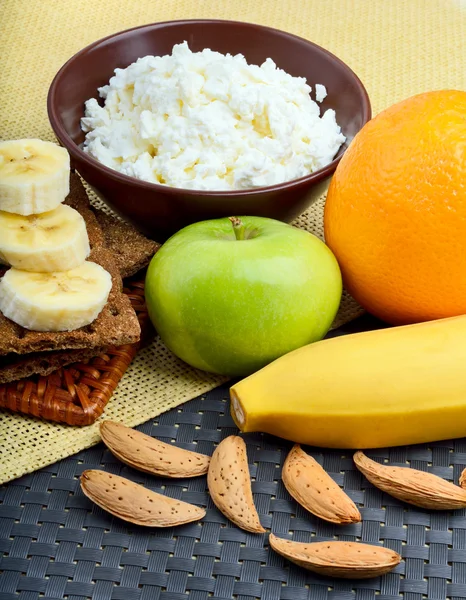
[3,384,466,600]
[1,0,466,484]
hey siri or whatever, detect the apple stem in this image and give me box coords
[229,216,246,241]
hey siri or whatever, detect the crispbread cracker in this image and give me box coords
[66,171,159,278]
[0,173,141,356]
[65,173,105,248]
[0,173,152,377]
[93,210,160,278]
[0,347,106,384]
[0,245,140,355]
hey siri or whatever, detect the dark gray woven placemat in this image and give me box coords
[2,377,466,600]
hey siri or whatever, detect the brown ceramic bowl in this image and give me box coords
[48,19,371,240]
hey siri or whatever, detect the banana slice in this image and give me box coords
[0,139,70,215]
[0,204,90,272]
[0,262,112,332]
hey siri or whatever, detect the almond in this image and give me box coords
[80,469,206,527]
[354,451,466,509]
[282,445,361,524]
[269,534,400,579]
[207,435,265,533]
[100,421,210,478]
[460,469,466,489]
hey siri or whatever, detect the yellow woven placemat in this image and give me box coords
[1,0,466,483]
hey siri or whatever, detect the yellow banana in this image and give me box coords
[230,315,466,449]
[0,139,69,215]
[0,261,112,332]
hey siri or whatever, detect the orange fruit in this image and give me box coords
[324,90,466,325]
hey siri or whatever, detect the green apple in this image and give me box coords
[145,216,342,376]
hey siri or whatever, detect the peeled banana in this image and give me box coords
[230,315,466,449]
[0,261,112,332]
[0,204,90,272]
[0,139,70,215]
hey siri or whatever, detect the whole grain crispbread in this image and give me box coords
[93,210,160,278]
[0,172,141,356]
[67,171,159,277]
[0,347,106,384]
[65,173,105,249]
[0,245,140,356]
[0,172,154,376]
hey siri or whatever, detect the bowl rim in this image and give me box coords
[47,18,372,197]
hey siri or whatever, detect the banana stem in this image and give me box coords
[229,216,245,240]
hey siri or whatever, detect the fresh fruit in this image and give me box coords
[0,204,90,272]
[269,534,401,579]
[282,445,361,524]
[0,261,112,332]
[354,452,466,510]
[324,90,466,325]
[100,421,210,477]
[0,139,70,215]
[145,216,342,377]
[80,470,206,527]
[207,435,265,533]
[230,314,466,449]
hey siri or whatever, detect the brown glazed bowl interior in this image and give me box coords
[48,20,371,240]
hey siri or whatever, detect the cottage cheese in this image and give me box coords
[81,42,345,191]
